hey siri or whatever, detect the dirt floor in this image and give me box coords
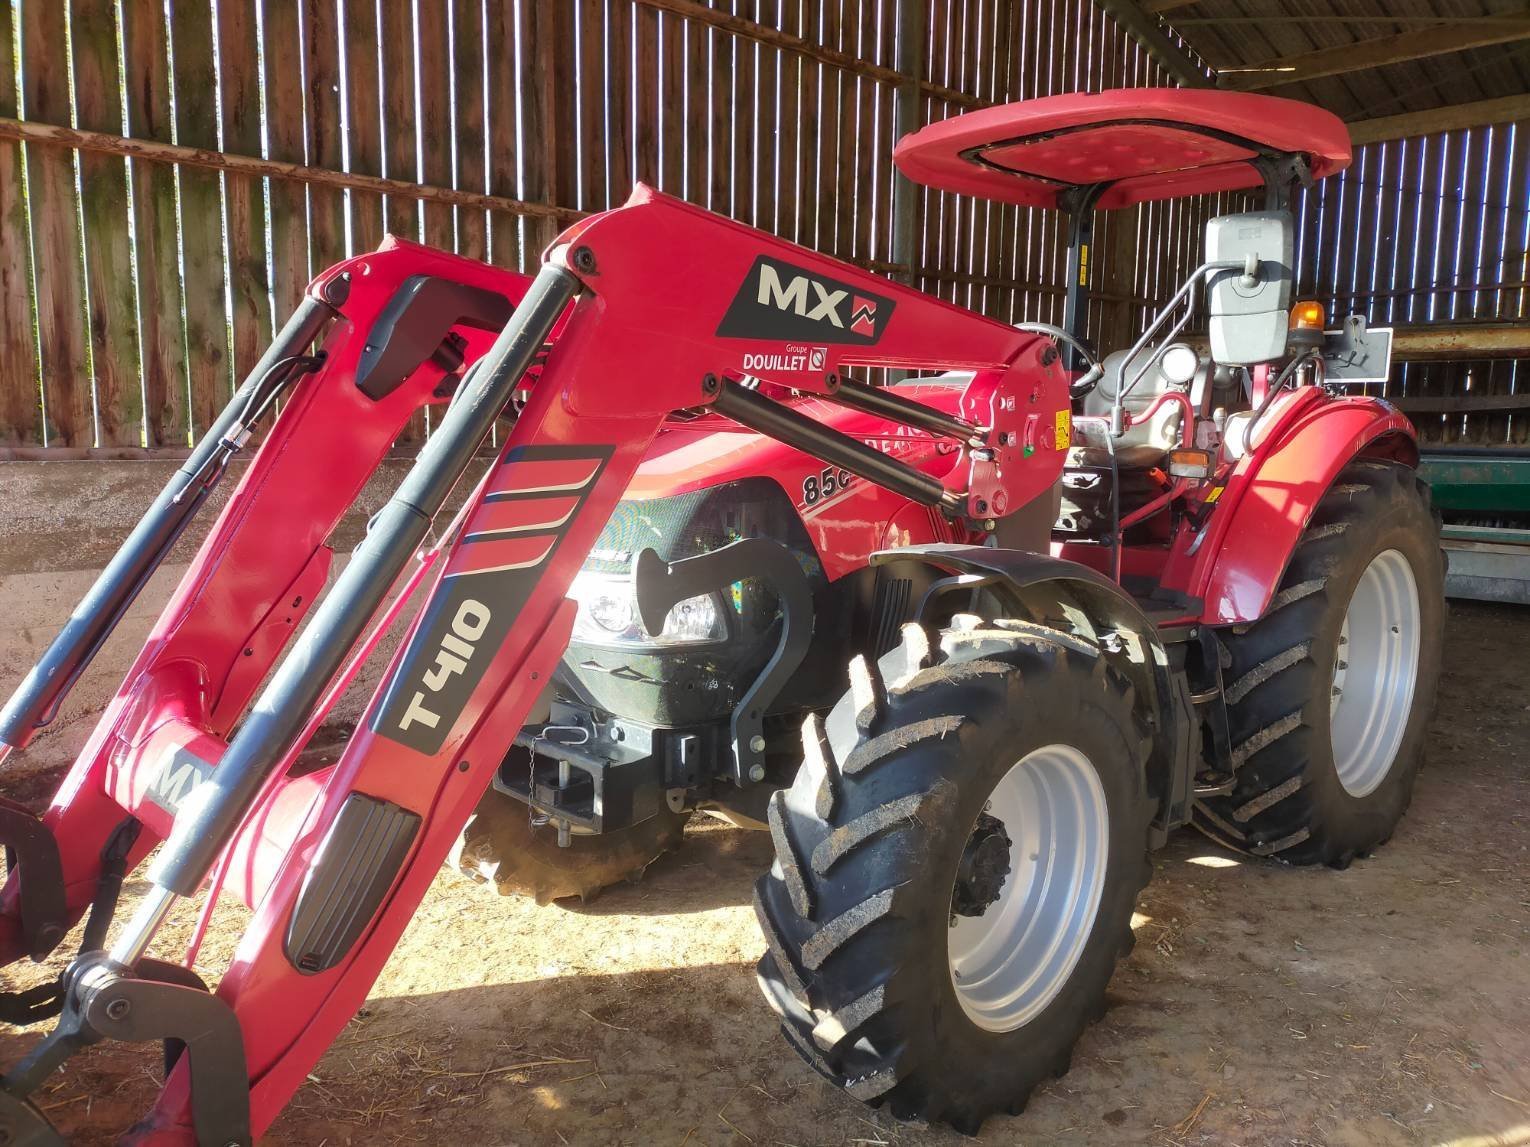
[3,601,1529,1147]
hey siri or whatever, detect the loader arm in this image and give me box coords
[0,185,1068,1144]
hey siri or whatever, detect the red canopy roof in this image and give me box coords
[893,89,1351,211]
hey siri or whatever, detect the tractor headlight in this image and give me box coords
[567,570,727,647]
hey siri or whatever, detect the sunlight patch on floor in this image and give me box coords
[1431,1123,1530,1147]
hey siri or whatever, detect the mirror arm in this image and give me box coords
[1109,258,1245,437]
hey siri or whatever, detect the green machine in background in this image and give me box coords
[1420,448,1530,604]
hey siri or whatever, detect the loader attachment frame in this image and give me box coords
[0,185,1068,1144]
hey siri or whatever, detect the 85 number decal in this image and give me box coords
[803,467,855,506]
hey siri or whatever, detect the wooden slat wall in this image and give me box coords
[1295,125,1530,446]
[9,0,1508,453]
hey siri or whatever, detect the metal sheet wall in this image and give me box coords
[1295,125,1529,445]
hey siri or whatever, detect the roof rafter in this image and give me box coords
[1216,20,1530,91]
[1093,0,1213,88]
[1346,94,1530,145]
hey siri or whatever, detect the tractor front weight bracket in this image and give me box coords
[634,538,816,786]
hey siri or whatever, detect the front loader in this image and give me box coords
[0,89,1441,1141]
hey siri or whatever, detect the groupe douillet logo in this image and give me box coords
[717,255,895,350]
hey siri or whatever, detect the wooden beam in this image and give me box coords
[1347,95,1530,145]
[0,115,585,222]
[1092,0,1213,88]
[632,0,983,109]
[1183,15,1530,27]
[1218,21,1530,91]
[1393,324,1530,361]
[1390,393,1530,414]
[1140,0,1199,13]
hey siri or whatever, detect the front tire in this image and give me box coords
[755,617,1153,1133]
[1193,460,1445,865]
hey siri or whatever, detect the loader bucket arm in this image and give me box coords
[0,185,1068,1144]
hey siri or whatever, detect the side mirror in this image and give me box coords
[1205,211,1294,366]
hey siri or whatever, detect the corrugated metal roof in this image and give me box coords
[1156,1,1530,123]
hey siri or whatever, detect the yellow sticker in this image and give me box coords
[1054,408,1071,450]
[1204,484,1225,503]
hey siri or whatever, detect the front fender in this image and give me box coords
[1198,391,1416,624]
[870,544,1193,844]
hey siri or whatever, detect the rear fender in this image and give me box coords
[871,544,1194,845]
[1193,392,1416,623]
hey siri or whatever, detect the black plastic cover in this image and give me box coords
[354,275,516,399]
[285,794,420,975]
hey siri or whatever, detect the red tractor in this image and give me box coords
[0,89,1441,1143]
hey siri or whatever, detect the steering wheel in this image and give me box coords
[1014,323,1104,399]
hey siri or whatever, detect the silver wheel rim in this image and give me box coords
[948,744,1109,1032]
[1330,548,1422,798]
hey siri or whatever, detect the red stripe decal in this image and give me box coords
[465,494,581,538]
[446,533,556,577]
[489,456,603,496]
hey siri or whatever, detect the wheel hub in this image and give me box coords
[948,744,1110,1033]
[1329,548,1422,798]
[952,813,1012,918]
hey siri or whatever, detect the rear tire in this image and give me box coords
[452,788,688,905]
[755,617,1152,1133]
[1193,461,1445,866]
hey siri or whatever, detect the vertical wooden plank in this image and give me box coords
[609,0,635,206]
[345,0,387,254]
[682,9,706,208]
[384,2,426,444]
[820,2,843,252]
[732,0,757,225]
[1454,128,1489,325]
[580,1,609,207]
[853,2,875,262]
[171,0,232,426]
[413,0,455,250]
[920,1,945,294]
[796,4,820,248]
[264,0,312,326]
[1347,145,1380,324]
[634,1,659,189]
[303,0,349,265]
[0,0,39,444]
[71,0,140,445]
[754,2,777,229]
[515,1,554,256]
[120,0,186,447]
[485,1,522,269]
[218,0,273,383]
[22,1,91,445]
[776,0,801,245]
[378,0,419,240]
[452,0,489,257]
[548,3,579,212]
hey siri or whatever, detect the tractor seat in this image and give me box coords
[1067,345,1202,471]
